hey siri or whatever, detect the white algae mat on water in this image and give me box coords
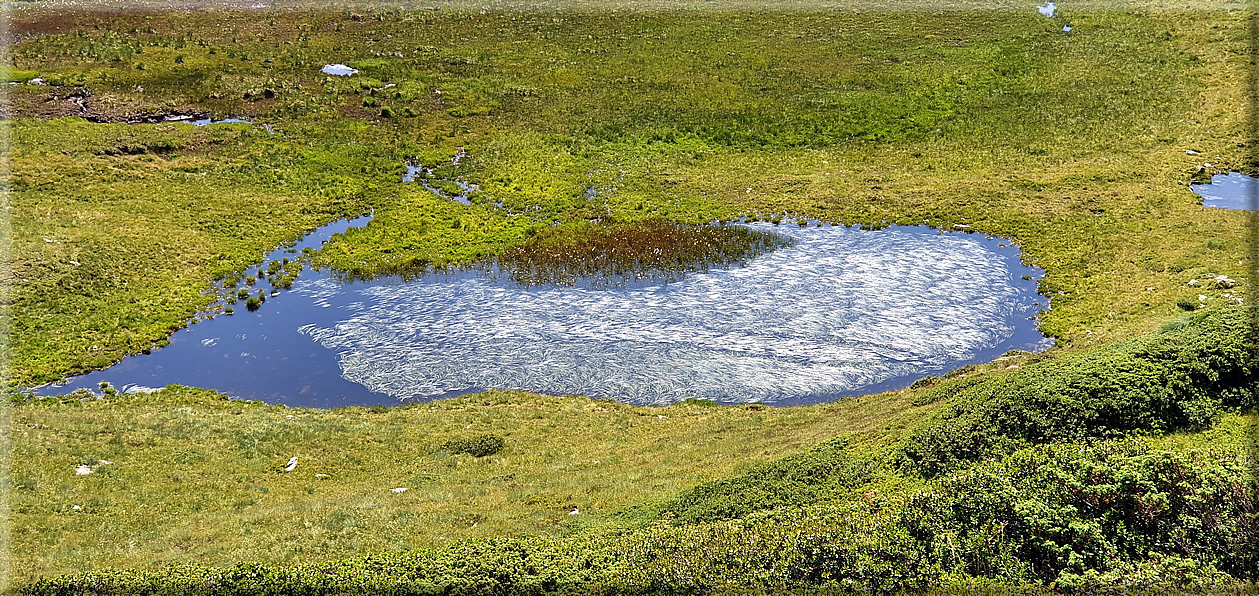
[297,224,1048,405]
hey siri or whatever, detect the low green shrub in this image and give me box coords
[900,306,1256,477]
[441,434,505,457]
[661,438,866,524]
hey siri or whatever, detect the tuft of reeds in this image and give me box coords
[494,220,791,288]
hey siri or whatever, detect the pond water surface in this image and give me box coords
[38,219,1052,407]
[1191,172,1258,211]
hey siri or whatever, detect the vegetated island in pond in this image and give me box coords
[4,2,1255,594]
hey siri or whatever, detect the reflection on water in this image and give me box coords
[1191,172,1258,211]
[38,220,1051,408]
[188,118,275,134]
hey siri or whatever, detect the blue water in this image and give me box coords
[1191,172,1258,211]
[189,118,274,134]
[36,219,1052,408]
[403,149,478,205]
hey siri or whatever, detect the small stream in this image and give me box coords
[38,216,1052,408]
[403,149,479,205]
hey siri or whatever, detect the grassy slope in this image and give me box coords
[3,5,1253,386]
[8,385,932,582]
[10,306,1255,587]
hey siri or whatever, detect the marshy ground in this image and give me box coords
[2,0,1256,591]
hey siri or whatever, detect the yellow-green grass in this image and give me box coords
[3,6,1253,388]
[4,5,1256,588]
[7,384,934,583]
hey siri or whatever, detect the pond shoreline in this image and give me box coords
[30,214,1053,408]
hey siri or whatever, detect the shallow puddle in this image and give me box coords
[38,220,1052,407]
[402,149,478,205]
[1191,172,1258,211]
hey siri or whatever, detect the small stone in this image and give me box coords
[1186,149,1200,155]
[391,487,408,493]
[75,465,92,476]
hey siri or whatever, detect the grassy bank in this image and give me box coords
[4,5,1254,386]
[7,383,933,583]
[12,307,1256,591]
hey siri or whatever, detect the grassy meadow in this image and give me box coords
[2,0,1257,592]
[7,384,932,582]
[3,3,1253,386]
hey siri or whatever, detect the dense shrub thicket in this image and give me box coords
[900,439,1258,589]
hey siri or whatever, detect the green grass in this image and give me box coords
[9,307,1254,589]
[7,384,932,583]
[3,3,1257,593]
[3,5,1253,386]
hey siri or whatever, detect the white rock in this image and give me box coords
[1198,294,1208,302]
[316,473,329,479]
[1214,275,1236,288]
[75,465,92,476]
[568,507,580,515]
[284,457,298,472]
[1186,150,1200,155]
[321,64,358,76]
[72,505,82,511]
[1188,279,1199,286]
[391,487,408,493]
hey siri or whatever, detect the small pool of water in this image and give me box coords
[1191,172,1258,211]
[37,219,1052,408]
